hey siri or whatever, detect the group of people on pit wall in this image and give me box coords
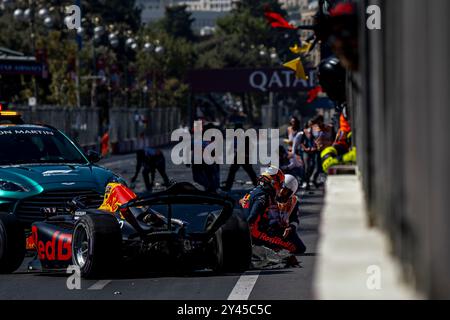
[280,115,335,190]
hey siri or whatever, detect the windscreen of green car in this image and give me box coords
[0,127,88,165]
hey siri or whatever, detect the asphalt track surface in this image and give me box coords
[0,151,323,300]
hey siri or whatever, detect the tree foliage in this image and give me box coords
[81,0,142,31]
[0,14,31,54]
[36,32,78,106]
[194,0,296,69]
[235,0,286,15]
[135,24,195,108]
[160,5,195,41]
[1,0,308,114]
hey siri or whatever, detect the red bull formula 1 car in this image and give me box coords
[0,183,252,278]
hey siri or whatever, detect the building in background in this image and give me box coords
[278,0,311,22]
[138,0,238,32]
[171,0,237,11]
[299,0,321,67]
[138,0,167,23]
[279,0,308,8]
[138,1,320,35]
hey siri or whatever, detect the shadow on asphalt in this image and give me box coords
[257,270,297,275]
[19,263,304,281]
[300,253,318,257]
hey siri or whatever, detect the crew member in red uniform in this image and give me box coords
[241,169,306,254]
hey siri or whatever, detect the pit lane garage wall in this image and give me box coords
[351,0,450,298]
[14,105,180,154]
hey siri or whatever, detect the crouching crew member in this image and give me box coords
[131,147,171,192]
[240,168,306,254]
[275,175,306,254]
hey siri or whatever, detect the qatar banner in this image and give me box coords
[188,68,317,93]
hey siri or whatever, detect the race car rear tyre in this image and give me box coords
[72,214,121,279]
[0,213,25,274]
[205,215,224,273]
[221,210,252,272]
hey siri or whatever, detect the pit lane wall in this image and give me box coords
[350,0,450,298]
[15,106,180,154]
[314,173,419,300]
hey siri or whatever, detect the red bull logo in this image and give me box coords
[99,183,137,213]
[239,194,251,209]
[31,226,72,261]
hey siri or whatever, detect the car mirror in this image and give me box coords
[86,150,101,163]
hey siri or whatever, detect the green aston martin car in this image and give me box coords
[0,112,122,227]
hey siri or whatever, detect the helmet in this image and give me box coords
[318,57,346,103]
[260,166,285,193]
[277,175,299,203]
[284,175,299,194]
[327,1,359,71]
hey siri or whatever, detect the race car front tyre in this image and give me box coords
[221,210,252,272]
[0,213,25,274]
[72,214,122,279]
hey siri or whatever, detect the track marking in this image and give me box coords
[88,280,112,290]
[227,271,260,300]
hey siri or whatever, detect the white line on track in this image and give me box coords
[227,271,260,300]
[88,280,112,290]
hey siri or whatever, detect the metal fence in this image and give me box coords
[109,107,181,154]
[16,105,100,148]
[353,0,450,298]
[15,105,181,154]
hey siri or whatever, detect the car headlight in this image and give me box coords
[0,180,29,192]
